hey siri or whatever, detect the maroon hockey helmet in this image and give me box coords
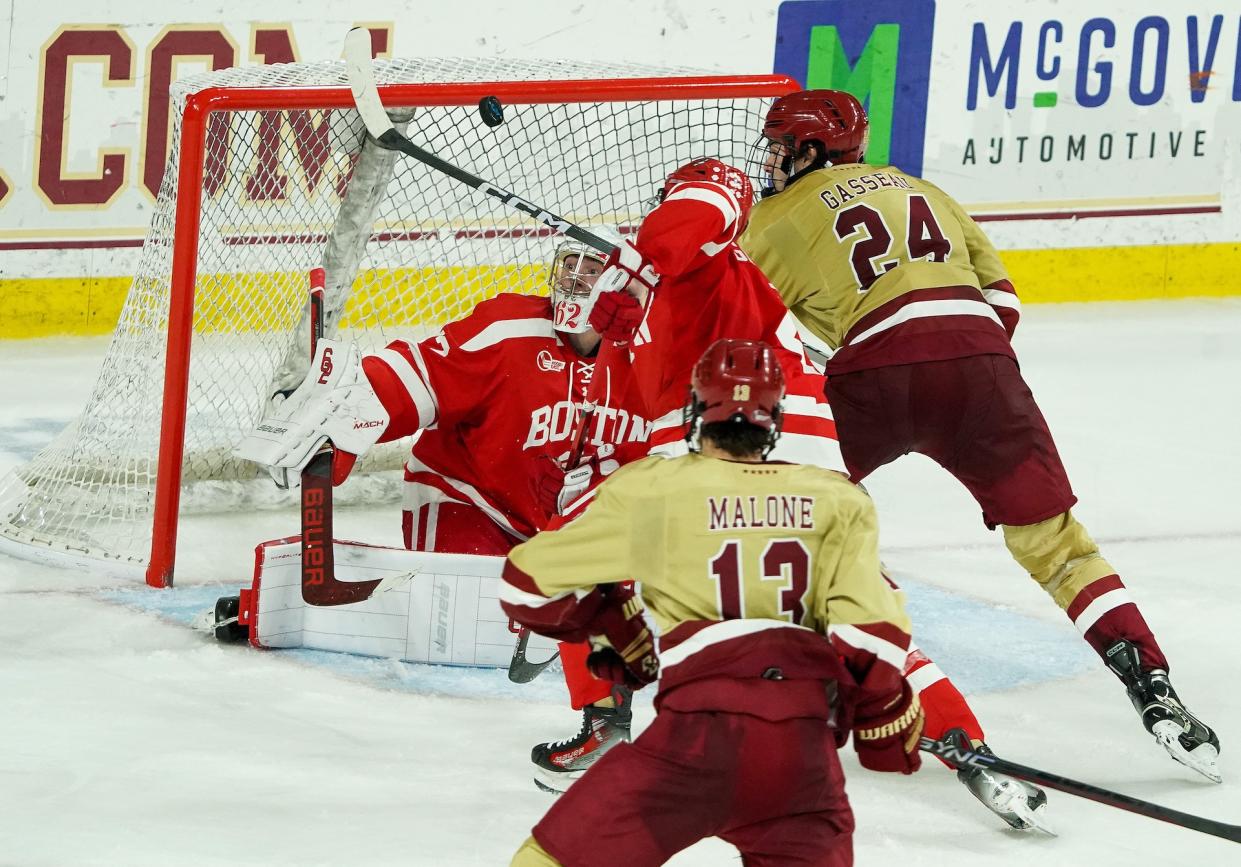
[660,157,755,230]
[690,338,785,434]
[763,90,869,166]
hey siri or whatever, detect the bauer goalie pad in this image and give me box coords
[237,537,557,667]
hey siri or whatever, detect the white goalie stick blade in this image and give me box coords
[343,28,397,142]
[341,27,617,257]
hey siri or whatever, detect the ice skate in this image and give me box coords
[531,686,632,794]
[1106,640,1221,783]
[943,729,1054,834]
[211,595,248,643]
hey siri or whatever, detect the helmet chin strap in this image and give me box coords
[765,143,830,195]
[784,146,833,189]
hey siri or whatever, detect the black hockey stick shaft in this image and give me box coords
[342,28,617,257]
[920,736,1241,843]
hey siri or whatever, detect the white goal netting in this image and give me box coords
[0,57,785,581]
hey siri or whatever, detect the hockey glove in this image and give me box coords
[852,680,924,774]
[588,292,645,344]
[586,584,659,689]
[530,445,618,518]
[235,339,389,488]
[587,240,658,343]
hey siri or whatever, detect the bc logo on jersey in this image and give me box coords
[773,0,935,177]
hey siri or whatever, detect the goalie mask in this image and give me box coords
[685,338,785,457]
[549,226,622,334]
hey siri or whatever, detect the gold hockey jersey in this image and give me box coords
[740,164,1022,374]
[500,453,912,721]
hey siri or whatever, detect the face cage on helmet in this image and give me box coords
[746,135,798,199]
[550,242,607,333]
[682,396,782,458]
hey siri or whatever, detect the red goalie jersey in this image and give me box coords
[358,293,649,550]
[624,161,843,471]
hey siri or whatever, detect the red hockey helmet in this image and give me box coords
[660,157,755,231]
[689,338,785,438]
[763,90,869,166]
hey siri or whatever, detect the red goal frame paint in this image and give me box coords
[147,73,797,587]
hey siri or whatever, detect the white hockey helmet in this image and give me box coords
[548,226,623,334]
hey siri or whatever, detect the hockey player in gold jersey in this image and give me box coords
[503,339,922,867]
[740,90,1220,783]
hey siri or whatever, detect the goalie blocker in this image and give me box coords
[214,538,556,667]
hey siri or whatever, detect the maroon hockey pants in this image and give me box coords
[824,354,1076,528]
[532,709,854,866]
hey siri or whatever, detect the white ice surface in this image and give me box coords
[2,302,1240,865]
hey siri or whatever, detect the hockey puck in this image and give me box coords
[478,95,504,127]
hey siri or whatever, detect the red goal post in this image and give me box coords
[0,59,797,588]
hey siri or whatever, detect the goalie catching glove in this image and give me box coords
[235,338,390,487]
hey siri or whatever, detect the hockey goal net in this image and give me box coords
[0,56,794,587]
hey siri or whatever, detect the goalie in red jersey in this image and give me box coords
[573,157,1050,832]
[239,231,648,789]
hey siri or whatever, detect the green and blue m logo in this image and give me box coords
[773,0,935,176]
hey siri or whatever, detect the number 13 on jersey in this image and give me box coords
[708,538,811,624]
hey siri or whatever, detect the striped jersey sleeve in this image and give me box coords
[361,293,556,439]
[638,180,743,276]
[921,178,1021,338]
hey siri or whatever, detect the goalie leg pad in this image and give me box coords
[246,538,556,668]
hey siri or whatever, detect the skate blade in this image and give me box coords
[1008,800,1056,836]
[532,766,583,795]
[191,609,219,633]
[989,785,1054,835]
[1151,720,1222,783]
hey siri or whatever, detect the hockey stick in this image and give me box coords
[342,28,617,257]
[508,624,561,683]
[301,268,381,607]
[345,24,629,475]
[344,30,625,670]
[920,735,1241,844]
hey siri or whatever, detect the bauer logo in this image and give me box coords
[773,0,936,177]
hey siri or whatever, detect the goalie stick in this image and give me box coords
[921,735,1241,844]
[342,28,618,258]
[344,30,636,677]
[300,268,381,607]
[507,624,561,683]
